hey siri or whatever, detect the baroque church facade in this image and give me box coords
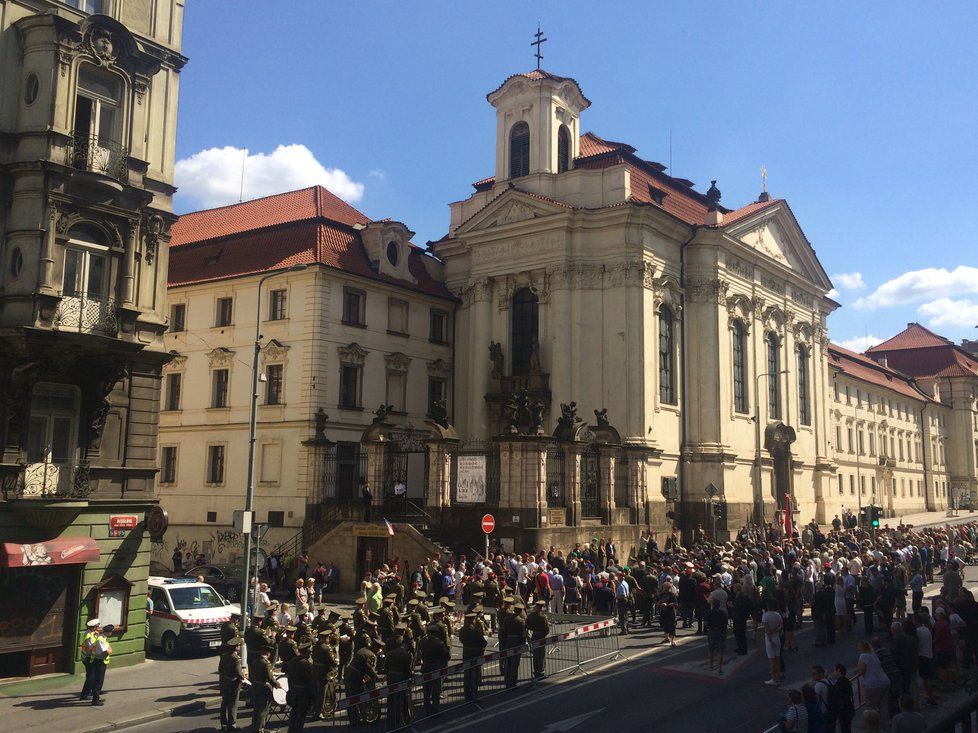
[433,68,838,535]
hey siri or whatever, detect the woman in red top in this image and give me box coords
[932,606,956,684]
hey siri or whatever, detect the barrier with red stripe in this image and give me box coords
[335,617,618,711]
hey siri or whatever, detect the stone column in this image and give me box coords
[495,436,548,529]
[599,445,617,524]
[624,445,648,527]
[426,439,457,511]
[365,439,386,513]
[565,442,583,527]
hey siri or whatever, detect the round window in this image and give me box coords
[24,74,39,105]
[386,241,399,267]
[10,248,24,279]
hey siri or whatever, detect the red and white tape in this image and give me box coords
[335,617,617,710]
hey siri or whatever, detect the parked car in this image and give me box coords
[183,564,242,602]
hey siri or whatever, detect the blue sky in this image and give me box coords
[173,2,978,351]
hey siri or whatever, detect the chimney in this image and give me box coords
[876,355,888,368]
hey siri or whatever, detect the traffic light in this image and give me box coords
[713,500,726,520]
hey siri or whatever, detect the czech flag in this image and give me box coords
[383,518,395,537]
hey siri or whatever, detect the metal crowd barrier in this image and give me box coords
[315,616,622,731]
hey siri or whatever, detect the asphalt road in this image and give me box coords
[125,566,976,733]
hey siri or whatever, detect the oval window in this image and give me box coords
[10,248,24,279]
[386,241,399,267]
[24,74,39,105]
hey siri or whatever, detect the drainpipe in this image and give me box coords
[677,225,698,544]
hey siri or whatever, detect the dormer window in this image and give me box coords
[557,125,571,173]
[386,241,399,267]
[509,121,530,178]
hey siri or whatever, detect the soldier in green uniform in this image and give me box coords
[277,626,299,668]
[427,606,449,647]
[344,638,378,726]
[458,611,488,702]
[378,594,397,642]
[385,634,414,728]
[218,637,245,732]
[466,589,485,613]
[416,591,431,624]
[285,641,315,733]
[311,628,338,720]
[352,597,369,632]
[502,601,527,689]
[484,575,501,632]
[497,596,514,648]
[248,644,280,733]
[219,613,241,656]
[525,600,550,678]
[244,618,267,666]
[310,605,329,635]
[439,597,456,639]
[418,627,451,716]
[336,616,354,691]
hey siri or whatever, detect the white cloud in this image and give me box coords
[853,265,978,310]
[831,272,866,291]
[917,298,978,329]
[836,335,882,353]
[826,288,840,300]
[368,169,387,180]
[174,144,364,210]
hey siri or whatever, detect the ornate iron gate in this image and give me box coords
[383,430,430,513]
[580,444,602,518]
[546,444,566,508]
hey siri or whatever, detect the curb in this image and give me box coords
[80,699,211,733]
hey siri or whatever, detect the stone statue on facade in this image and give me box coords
[314,408,329,439]
[594,408,609,427]
[372,403,394,424]
[499,389,545,436]
[489,341,504,379]
[429,399,450,429]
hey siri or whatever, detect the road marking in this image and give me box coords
[540,708,604,732]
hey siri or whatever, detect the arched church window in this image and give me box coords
[509,122,530,179]
[658,306,676,405]
[511,287,539,376]
[797,346,811,425]
[557,125,571,173]
[766,333,781,419]
[732,320,748,413]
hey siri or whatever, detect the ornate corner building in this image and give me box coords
[0,0,186,678]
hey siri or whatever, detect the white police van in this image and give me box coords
[147,576,240,657]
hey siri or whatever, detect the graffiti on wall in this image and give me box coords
[148,528,246,565]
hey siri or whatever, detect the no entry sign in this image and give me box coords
[481,514,495,534]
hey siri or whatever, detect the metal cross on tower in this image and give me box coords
[531,24,547,70]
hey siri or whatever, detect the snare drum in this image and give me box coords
[272,675,289,706]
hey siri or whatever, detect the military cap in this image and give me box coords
[284,625,297,632]
[407,599,420,606]
[439,598,453,607]
[415,590,427,598]
[395,622,408,631]
[318,629,333,637]
[315,605,327,613]
[327,610,341,619]
[502,596,515,604]
[297,641,313,652]
[384,593,397,601]
[534,600,547,607]
[465,612,478,619]
[430,607,444,616]
[473,591,485,597]
[226,637,242,647]
[512,600,525,609]
[261,643,276,653]
[355,598,367,605]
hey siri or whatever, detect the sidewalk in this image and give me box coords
[819,506,977,533]
[0,651,221,733]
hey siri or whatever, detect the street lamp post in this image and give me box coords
[239,264,307,653]
[753,369,789,534]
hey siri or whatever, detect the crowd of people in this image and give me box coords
[215,517,978,732]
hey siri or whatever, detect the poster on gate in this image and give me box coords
[456,455,486,504]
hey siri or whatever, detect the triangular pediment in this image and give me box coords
[725,202,832,291]
[455,188,570,235]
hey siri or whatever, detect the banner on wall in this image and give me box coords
[456,455,487,504]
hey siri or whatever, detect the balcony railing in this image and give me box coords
[2,460,91,500]
[54,295,118,334]
[65,132,129,181]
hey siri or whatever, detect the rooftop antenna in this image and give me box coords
[531,23,547,70]
[761,164,767,194]
[238,148,247,203]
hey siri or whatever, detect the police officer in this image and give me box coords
[502,600,526,689]
[418,627,450,716]
[526,600,550,678]
[311,628,338,719]
[88,623,113,706]
[285,641,315,733]
[385,634,414,728]
[79,618,100,701]
[344,637,378,726]
[458,611,488,702]
[249,644,279,733]
[218,637,245,731]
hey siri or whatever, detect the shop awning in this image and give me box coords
[0,537,100,567]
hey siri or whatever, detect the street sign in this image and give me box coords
[481,514,495,534]
[253,523,269,540]
[705,483,719,498]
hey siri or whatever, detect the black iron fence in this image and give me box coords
[316,442,368,505]
[546,444,566,508]
[580,444,602,518]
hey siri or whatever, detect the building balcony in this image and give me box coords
[64,133,129,182]
[1,460,91,501]
[53,295,118,335]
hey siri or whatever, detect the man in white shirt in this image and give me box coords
[761,603,784,686]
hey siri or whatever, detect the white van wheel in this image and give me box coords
[161,631,179,657]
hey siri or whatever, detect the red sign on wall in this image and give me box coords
[110,516,138,530]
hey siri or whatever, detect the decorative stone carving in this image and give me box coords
[372,404,394,424]
[594,408,609,427]
[653,276,684,312]
[428,358,451,379]
[429,399,451,430]
[726,255,754,281]
[314,408,329,439]
[87,26,117,63]
[497,275,515,310]
[487,200,537,227]
[684,277,728,305]
[466,278,493,303]
[499,389,546,436]
[163,353,187,371]
[762,305,788,333]
[337,342,368,366]
[792,321,814,346]
[578,264,604,289]
[760,273,786,296]
[725,293,754,331]
[791,286,814,309]
[261,339,290,363]
[529,337,543,374]
[488,342,504,379]
[144,214,166,264]
[206,347,235,368]
[384,351,411,375]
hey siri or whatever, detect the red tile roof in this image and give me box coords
[168,186,452,299]
[827,342,933,402]
[578,131,635,157]
[486,69,591,107]
[722,198,784,226]
[170,186,370,248]
[865,324,978,379]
